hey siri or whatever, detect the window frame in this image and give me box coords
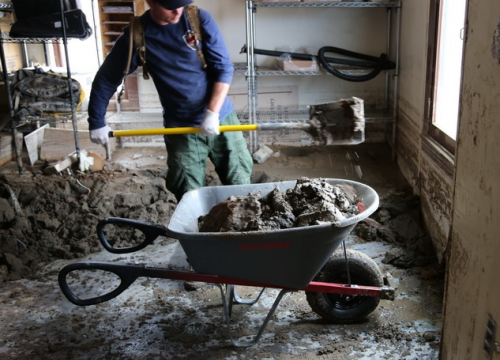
[424,0,468,156]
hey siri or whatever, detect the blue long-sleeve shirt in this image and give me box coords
[88,8,235,130]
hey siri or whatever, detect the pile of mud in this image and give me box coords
[0,165,438,284]
[0,170,177,283]
[198,178,364,232]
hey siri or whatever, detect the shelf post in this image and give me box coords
[385,7,392,110]
[90,0,102,67]
[245,1,258,154]
[392,4,401,161]
[58,0,81,160]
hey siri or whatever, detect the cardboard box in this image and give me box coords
[0,11,15,34]
[0,14,24,72]
[0,132,14,167]
[0,129,22,168]
[277,59,318,71]
[0,41,24,72]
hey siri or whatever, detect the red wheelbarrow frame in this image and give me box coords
[59,211,396,347]
[59,261,395,347]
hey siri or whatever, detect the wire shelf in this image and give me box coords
[233,63,395,77]
[253,2,401,9]
[238,107,394,124]
[105,108,392,127]
[0,35,73,43]
[0,4,13,12]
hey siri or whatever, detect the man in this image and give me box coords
[88,0,253,201]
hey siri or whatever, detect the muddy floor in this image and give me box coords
[0,143,443,359]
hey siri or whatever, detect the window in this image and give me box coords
[425,0,468,154]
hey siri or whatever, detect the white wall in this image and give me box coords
[397,0,428,128]
[441,0,500,358]
[395,0,455,262]
[391,0,500,357]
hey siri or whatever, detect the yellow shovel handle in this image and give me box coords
[109,124,259,137]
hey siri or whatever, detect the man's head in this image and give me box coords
[146,0,193,25]
[155,0,193,10]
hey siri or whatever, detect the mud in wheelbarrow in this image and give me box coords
[170,179,380,288]
[58,179,395,347]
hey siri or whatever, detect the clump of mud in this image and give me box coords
[0,170,177,283]
[306,97,365,145]
[198,178,364,232]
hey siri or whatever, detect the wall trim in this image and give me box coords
[421,135,455,178]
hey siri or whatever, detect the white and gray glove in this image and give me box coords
[200,110,220,136]
[90,125,111,145]
[78,151,95,172]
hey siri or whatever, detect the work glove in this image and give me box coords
[78,151,95,172]
[90,125,111,145]
[200,110,220,136]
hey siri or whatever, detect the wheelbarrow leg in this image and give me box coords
[217,284,292,347]
[226,285,266,318]
[232,286,266,305]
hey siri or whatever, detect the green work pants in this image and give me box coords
[164,111,253,201]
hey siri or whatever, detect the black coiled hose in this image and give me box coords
[240,44,396,82]
[317,46,394,82]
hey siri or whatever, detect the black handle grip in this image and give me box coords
[97,217,170,254]
[58,262,145,306]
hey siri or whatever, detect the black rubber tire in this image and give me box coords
[306,249,383,324]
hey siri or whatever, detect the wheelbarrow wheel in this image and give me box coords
[306,249,383,324]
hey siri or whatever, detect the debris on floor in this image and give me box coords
[0,168,177,282]
[0,144,444,359]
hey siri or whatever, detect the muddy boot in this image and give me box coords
[184,262,204,291]
[183,280,205,291]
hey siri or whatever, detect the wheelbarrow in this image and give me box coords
[58,179,395,347]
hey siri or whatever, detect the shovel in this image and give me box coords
[108,122,364,164]
[108,123,311,138]
[108,124,315,163]
[107,97,366,163]
[108,98,364,141]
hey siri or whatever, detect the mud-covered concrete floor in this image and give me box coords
[0,143,443,359]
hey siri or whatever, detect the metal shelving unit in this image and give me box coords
[243,0,402,154]
[0,1,84,174]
